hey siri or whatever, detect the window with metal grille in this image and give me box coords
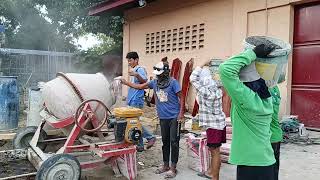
[146,23,205,54]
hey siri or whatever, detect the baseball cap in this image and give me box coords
[153,62,169,75]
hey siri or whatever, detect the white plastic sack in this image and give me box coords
[186,134,211,173]
[116,152,137,180]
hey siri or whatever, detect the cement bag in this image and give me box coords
[42,73,115,120]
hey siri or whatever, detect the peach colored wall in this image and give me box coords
[122,0,310,117]
[230,0,315,117]
[232,0,293,117]
[123,0,234,111]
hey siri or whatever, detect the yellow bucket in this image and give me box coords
[255,61,278,81]
[244,36,291,87]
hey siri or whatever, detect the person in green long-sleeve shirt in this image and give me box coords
[219,44,276,180]
[269,85,283,180]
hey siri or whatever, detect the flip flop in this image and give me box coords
[155,166,170,174]
[197,172,212,179]
[164,169,177,179]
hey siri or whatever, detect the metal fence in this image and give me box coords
[0,48,78,90]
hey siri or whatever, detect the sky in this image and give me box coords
[74,33,102,50]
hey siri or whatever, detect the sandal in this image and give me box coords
[164,169,177,179]
[197,172,212,179]
[155,166,170,174]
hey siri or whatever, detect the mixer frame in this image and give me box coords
[11,100,138,180]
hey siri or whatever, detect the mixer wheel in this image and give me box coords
[36,154,81,180]
[75,99,110,133]
[13,126,47,150]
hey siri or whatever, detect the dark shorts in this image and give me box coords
[237,164,275,180]
[206,127,226,148]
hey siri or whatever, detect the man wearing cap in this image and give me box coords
[190,66,226,180]
[219,44,276,180]
[125,51,156,152]
[121,59,182,179]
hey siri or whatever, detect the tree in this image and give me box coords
[74,33,122,74]
[31,0,125,73]
[1,0,123,73]
[1,0,123,52]
[0,0,76,51]
[30,0,124,51]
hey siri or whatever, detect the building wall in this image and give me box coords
[122,0,312,117]
[123,0,234,110]
[231,0,294,117]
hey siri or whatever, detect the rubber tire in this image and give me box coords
[36,154,81,180]
[13,126,47,150]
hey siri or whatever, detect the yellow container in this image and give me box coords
[192,121,202,131]
[255,61,278,81]
[113,107,143,118]
[244,36,291,87]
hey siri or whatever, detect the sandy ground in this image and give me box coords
[1,133,319,180]
[82,131,320,180]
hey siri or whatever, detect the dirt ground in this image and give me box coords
[1,133,319,180]
[82,130,320,180]
[0,106,319,180]
[80,132,320,180]
[0,160,36,179]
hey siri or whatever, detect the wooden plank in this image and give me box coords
[180,59,194,115]
[0,132,16,140]
[306,127,320,132]
[0,173,36,180]
[80,159,106,169]
[170,58,182,80]
[191,100,199,117]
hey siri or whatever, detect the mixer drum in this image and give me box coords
[42,73,115,120]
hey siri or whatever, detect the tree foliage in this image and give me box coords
[0,0,76,51]
[74,34,121,73]
[0,0,123,53]
[31,0,124,49]
[1,0,124,73]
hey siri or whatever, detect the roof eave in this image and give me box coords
[88,0,136,16]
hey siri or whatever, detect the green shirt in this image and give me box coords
[269,86,283,143]
[219,49,276,166]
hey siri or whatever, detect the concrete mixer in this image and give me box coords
[6,72,139,180]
